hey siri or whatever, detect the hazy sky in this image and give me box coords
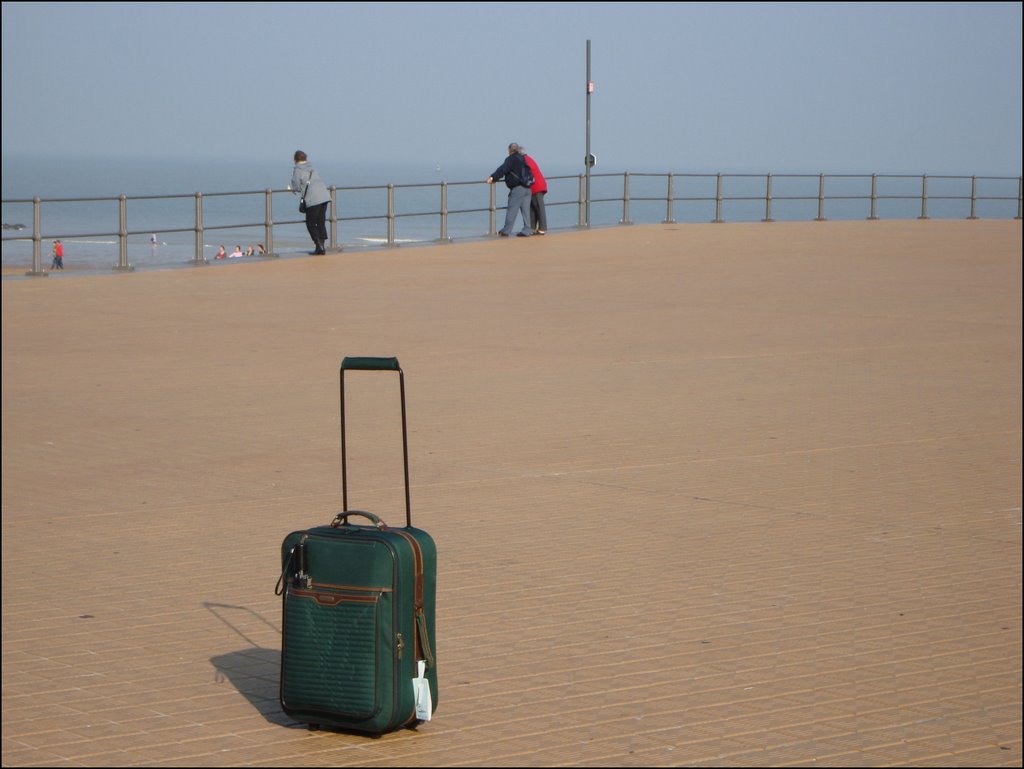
[2,2,1021,176]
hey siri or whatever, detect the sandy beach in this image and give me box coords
[2,220,1021,767]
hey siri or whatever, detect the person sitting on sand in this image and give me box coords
[228,245,244,258]
[215,245,226,259]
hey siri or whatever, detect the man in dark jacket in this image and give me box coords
[486,143,533,237]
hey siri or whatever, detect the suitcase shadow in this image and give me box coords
[204,602,304,728]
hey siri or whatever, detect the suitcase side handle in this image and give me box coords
[340,357,412,528]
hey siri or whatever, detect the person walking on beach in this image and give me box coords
[290,150,331,255]
[521,148,548,235]
[487,142,533,237]
[50,240,64,270]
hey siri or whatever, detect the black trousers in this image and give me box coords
[530,192,547,232]
[305,202,329,247]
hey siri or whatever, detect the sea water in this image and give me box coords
[2,154,1018,275]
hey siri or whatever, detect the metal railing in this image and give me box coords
[613,172,1023,227]
[3,172,1020,276]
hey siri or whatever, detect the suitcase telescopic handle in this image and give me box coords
[340,357,412,528]
[341,357,401,371]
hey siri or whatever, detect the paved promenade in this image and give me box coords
[2,221,1021,767]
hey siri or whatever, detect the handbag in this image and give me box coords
[299,170,312,213]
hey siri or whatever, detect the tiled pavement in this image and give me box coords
[2,220,1021,767]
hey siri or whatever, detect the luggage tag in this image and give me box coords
[412,660,432,721]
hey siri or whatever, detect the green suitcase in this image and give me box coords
[277,357,438,734]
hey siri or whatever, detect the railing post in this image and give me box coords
[26,197,46,276]
[438,181,451,242]
[1017,177,1023,220]
[867,174,879,220]
[918,174,929,220]
[191,192,208,265]
[712,173,724,223]
[620,172,633,225]
[967,176,979,220]
[386,184,398,246]
[488,182,498,235]
[267,191,277,256]
[261,188,278,256]
[662,173,676,224]
[762,173,775,223]
[815,174,827,221]
[113,194,134,271]
[328,186,338,251]
[577,175,586,228]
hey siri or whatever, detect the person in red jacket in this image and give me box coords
[50,240,64,270]
[521,149,548,235]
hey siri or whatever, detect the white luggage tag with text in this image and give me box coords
[413,660,432,721]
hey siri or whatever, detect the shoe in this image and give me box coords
[498,231,510,237]
[517,232,531,237]
[536,230,546,235]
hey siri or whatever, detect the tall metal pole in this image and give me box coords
[585,39,592,228]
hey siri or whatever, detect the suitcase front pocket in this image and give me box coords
[281,585,390,720]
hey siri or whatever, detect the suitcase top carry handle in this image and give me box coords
[340,357,412,528]
[331,511,388,530]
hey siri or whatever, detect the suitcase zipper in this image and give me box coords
[289,577,391,607]
[390,529,435,669]
[308,580,392,593]
[288,586,384,606]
